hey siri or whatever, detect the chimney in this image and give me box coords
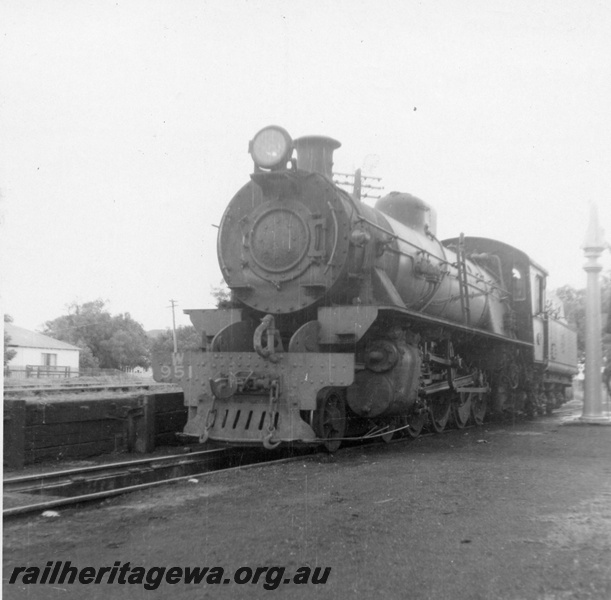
[293,135,341,179]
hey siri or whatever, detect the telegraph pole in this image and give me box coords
[580,203,611,423]
[333,169,383,201]
[168,299,178,354]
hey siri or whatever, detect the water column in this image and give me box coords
[580,203,611,423]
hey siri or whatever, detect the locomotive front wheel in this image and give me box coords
[405,411,426,438]
[470,392,487,425]
[453,392,472,429]
[429,394,452,433]
[314,389,346,453]
[380,428,394,443]
[536,393,547,416]
[380,417,402,442]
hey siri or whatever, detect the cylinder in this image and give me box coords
[347,340,421,417]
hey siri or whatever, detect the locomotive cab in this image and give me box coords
[443,236,577,413]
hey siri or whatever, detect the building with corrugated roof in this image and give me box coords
[4,323,80,377]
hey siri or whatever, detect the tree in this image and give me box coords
[211,280,234,308]
[44,300,151,370]
[554,285,586,354]
[4,314,16,366]
[554,270,611,357]
[150,325,202,356]
[77,342,99,370]
[98,312,151,369]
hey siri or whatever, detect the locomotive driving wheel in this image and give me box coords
[429,393,452,433]
[314,389,346,453]
[453,391,472,429]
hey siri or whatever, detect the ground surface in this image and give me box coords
[4,400,611,600]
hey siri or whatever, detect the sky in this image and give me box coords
[1,0,611,332]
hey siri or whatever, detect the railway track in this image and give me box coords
[3,448,310,518]
[2,419,469,519]
[3,402,582,519]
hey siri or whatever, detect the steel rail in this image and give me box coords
[4,448,229,492]
[4,448,308,518]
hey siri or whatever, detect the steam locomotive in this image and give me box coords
[153,125,578,450]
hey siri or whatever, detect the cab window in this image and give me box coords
[512,267,526,301]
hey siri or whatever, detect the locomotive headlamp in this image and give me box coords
[249,126,293,170]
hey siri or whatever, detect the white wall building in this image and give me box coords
[5,323,80,377]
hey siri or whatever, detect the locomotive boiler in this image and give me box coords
[153,125,578,450]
